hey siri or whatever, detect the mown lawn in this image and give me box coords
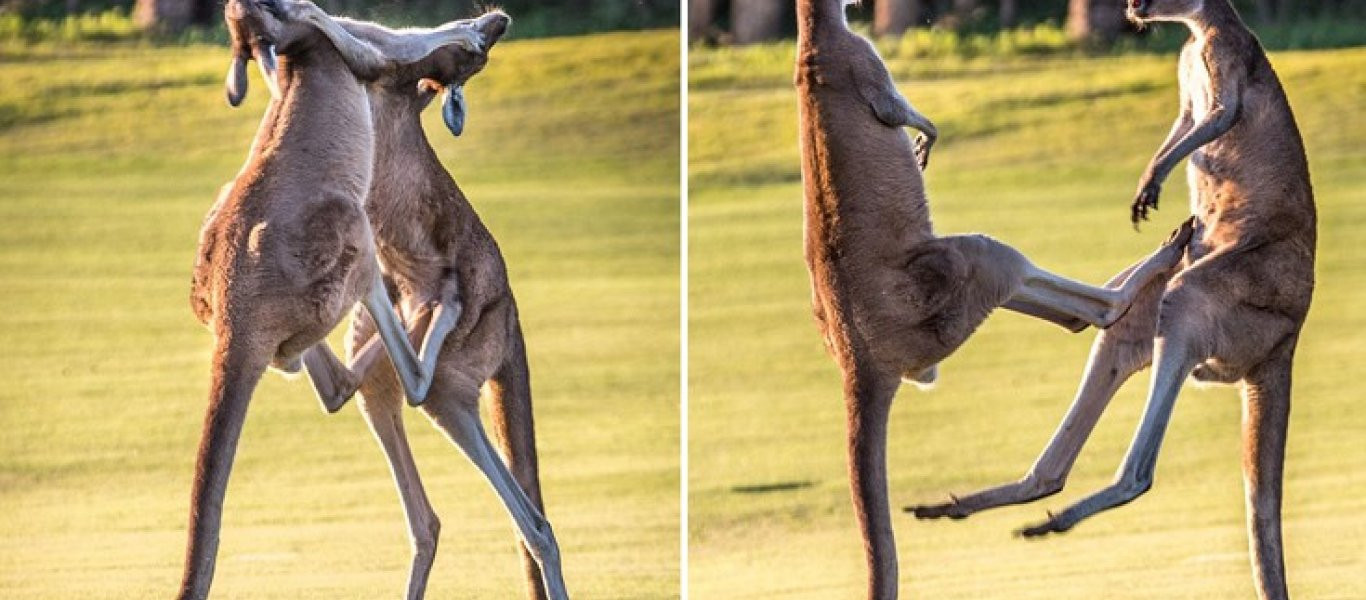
[0,29,680,598]
[689,41,1366,599]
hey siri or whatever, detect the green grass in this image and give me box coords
[0,29,679,598]
[689,40,1366,599]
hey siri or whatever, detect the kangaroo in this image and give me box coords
[285,11,569,600]
[908,1,1314,598]
[793,0,1194,597]
[181,1,481,597]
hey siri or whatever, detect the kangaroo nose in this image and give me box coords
[480,11,510,43]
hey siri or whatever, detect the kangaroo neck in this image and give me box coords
[1180,0,1244,39]
[364,89,470,245]
[797,0,850,48]
[243,50,374,198]
[370,91,441,173]
[250,51,371,161]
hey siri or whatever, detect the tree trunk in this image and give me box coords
[1066,0,1129,46]
[1000,0,1018,28]
[875,0,915,37]
[935,0,978,29]
[134,0,194,32]
[134,0,215,32]
[690,0,717,41]
[731,0,785,44]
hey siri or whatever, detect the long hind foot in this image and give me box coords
[1097,217,1195,326]
[908,475,1064,520]
[1015,476,1153,538]
[302,344,362,413]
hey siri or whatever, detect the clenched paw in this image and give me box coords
[914,133,934,171]
[1130,180,1162,227]
[454,29,485,53]
[1169,215,1197,245]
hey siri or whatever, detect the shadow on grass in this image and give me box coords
[731,480,815,494]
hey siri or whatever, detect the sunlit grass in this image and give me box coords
[689,41,1366,599]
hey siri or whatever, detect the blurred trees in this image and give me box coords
[1066,0,1129,46]
[732,0,787,44]
[874,0,922,36]
[689,0,1366,45]
[132,0,210,31]
[1,0,680,37]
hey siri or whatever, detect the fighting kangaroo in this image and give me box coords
[181,1,482,597]
[909,1,1314,598]
[794,0,1194,597]
[288,11,569,600]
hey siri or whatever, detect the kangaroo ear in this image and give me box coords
[255,44,281,100]
[225,54,249,107]
[441,85,466,137]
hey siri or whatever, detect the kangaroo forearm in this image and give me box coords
[1145,106,1237,186]
[293,3,388,76]
[1146,113,1194,176]
[889,94,937,139]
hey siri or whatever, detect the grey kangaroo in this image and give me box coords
[291,10,569,600]
[794,0,1195,597]
[909,1,1314,598]
[181,0,481,597]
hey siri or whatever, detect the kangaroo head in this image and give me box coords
[339,10,508,137]
[225,0,340,105]
[419,11,509,137]
[224,0,282,106]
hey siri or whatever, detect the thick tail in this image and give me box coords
[178,334,266,600]
[1241,355,1293,600]
[845,368,901,600]
[487,319,549,600]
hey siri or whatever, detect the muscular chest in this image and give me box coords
[1181,42,1215,123]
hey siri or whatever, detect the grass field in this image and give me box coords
[0,30,679,598]
[689,42,1366,599]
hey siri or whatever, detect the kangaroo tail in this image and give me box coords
[487,318,549,600]
[177,333,266,600]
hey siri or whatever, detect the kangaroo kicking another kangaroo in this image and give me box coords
[909,1,1314,598]
[286,10,569,600]
[794,0,1194,598]
[181,1,482,597]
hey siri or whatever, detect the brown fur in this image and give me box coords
[323,13,566,600]
[179,1,483,597]
[906,2,1313,599]
[794,0,1195,597]
[182,7,383,600]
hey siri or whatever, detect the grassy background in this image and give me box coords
[0,30,679,598]
[688,38,1366,599]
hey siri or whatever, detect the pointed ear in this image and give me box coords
[441,85,466,137]
[225,54,249,107]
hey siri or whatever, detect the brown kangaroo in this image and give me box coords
[794,0,1195,597]
[290,11,568,600]
[181,1,481,597]
[909,1,1314,598]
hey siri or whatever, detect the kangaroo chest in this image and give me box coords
[1181,39,1215,125]
[1180,38,1221,219]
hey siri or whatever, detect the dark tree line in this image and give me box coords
[691,0,1366,45]
[0,0,679,37]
